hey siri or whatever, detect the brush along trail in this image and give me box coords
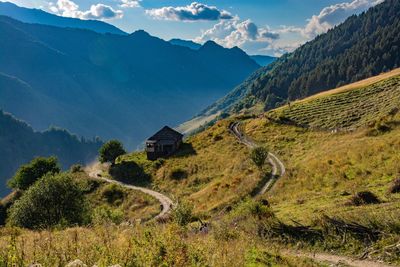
[86,161,174,221]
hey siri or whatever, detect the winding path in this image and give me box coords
[86,162,173,220]
[229,121,396,267]
[229,121,285,195]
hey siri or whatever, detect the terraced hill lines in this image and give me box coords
[269,74,400,130]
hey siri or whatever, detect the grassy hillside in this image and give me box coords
[119,120,267,215]
[269,69,400,130]
[73,171,160,223]
[0,73,399,266]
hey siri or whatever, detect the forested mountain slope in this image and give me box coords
[0,16,259,148]
[0,110,102,196]
[202,0,400,116]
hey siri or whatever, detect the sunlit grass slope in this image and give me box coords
[241,72,400,223]
[270,70,400,130]
[120,120,266,215]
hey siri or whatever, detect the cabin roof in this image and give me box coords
[147,126,183,142]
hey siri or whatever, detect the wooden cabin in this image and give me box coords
[145,126,183,160]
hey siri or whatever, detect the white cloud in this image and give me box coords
[146,2,233,21]
[303,0,384,38]
[195,18,279,50]
[120,0,141,8]
[193,17,281,56]
[49,0,123,20]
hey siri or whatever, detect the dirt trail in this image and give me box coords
[85,162,173,220]
[229,121,285,195]
[230,121,397,267]
[288,250,395,267]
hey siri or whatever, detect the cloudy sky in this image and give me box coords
[3,0,384,56]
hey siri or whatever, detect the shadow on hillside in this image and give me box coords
[250,171,277,197]
[387,120,400,128]
[110,161,152,187]
[172,143,197,158]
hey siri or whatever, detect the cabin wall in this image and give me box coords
[146,138,182,160]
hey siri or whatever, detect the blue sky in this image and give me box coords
[4,0,383,55]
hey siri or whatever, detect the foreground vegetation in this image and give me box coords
[1,72,400,266]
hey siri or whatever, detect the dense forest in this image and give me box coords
[254,0,400,109]
[203,0,400,114]
[0,110,102,196]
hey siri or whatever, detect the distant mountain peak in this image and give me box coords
[131,29,151,37]
[202,40,221,49]
[0,1,126,35]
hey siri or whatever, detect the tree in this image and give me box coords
[8,157,60,190]
[250,147,269,170]
[7,173,88,229]
[99,140,126,165]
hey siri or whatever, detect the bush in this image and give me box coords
[109,161,151,185]
[250,147,269,170]
[99,140,126,164]
[77,178,102,194]
[101,184,125,205]
[8,173,88,229]
[70,164,83,173]
[8,157,60,190]
[366,120,392,136]
[169,168,188,180]
[0,191,22,226]
[347,191,381,206]
[92,205,124,225]
[172,201,193,226]
[389,178,400,194]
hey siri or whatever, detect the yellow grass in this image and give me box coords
[275,68,400,111]
[244,112,400,223]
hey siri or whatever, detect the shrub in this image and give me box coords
[7,173,88,229]
[99,140,126,164]
[213,222,238,241]
[101,184,125,205]
[92,205,124,225]
[389,178,400,194]
[152,159,165,169]
[169,168,188,180]
[347,191,381,206]
[70,164,83,173]
[8,157,60,190]
[110,161,151,185]
[250,147,269,170]
[0,191,22,226]
[213,134,223,142]
[366,120,392,136]
[77,178,102,194]
[172,201,193,226]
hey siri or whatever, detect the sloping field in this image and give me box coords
[270,71,400,130]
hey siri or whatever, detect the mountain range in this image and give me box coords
[0,110,102,196]
[0,1,126,35]
[0,15,259,149]
[169,38,276,67]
